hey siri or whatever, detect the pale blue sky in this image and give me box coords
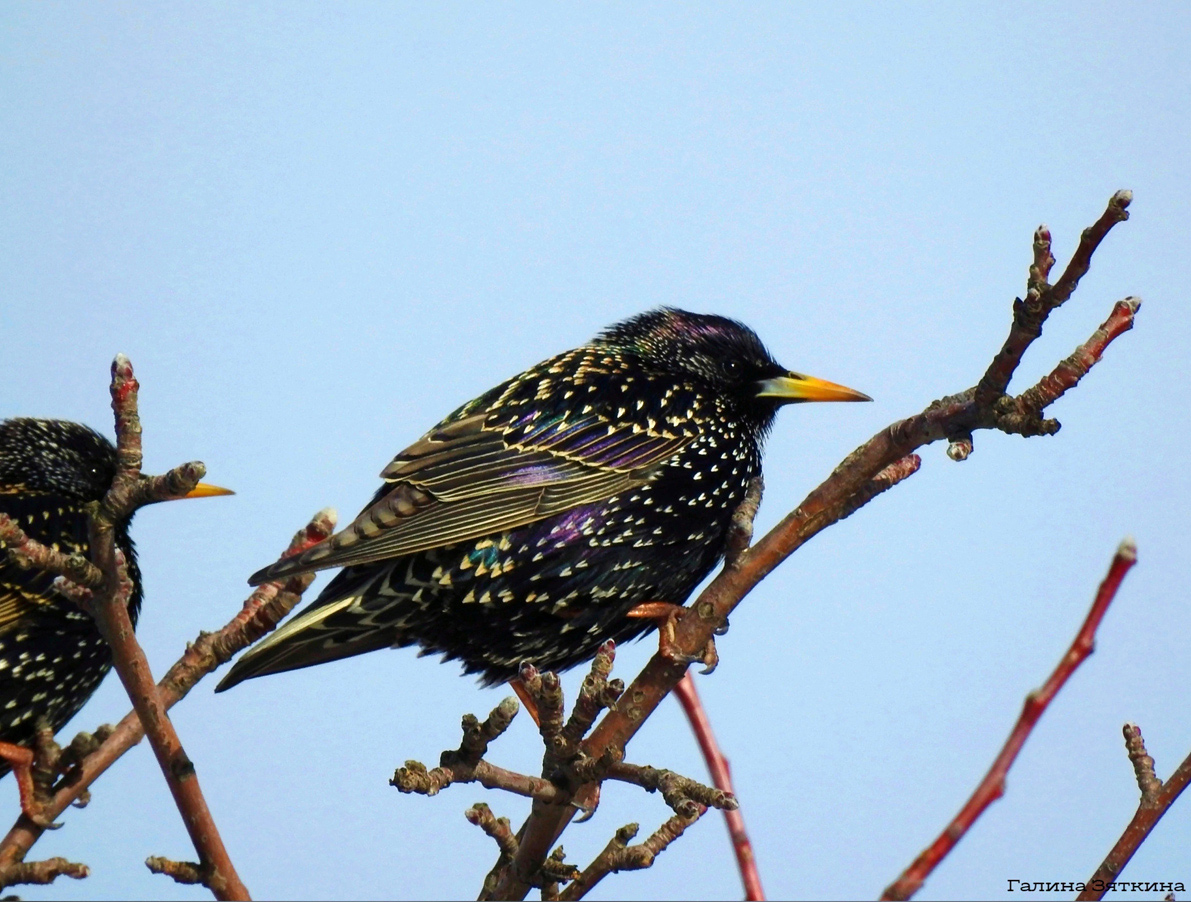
[2,4,1189,900]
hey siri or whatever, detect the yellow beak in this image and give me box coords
[181,483,236,499]
[755,372,872,404]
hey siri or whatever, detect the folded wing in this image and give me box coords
[247,396,692,586]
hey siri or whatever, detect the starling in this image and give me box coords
[217,308,870,692]
[0,418,230,794]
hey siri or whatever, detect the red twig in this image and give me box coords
[881,539,1138,901]
[1077,728,1191,900]
[1017,298,1139,416]
[673,673,764,901]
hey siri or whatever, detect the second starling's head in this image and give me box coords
[0,418,118,502]
[595,307,871,416]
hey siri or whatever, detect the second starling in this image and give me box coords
[0,418,230,807]
[217,308,870,691]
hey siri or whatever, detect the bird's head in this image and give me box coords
[0,418,120,502]
[595,307,871,416]
[0,417,233,507]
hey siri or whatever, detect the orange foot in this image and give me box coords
[625,601,720,674]
[0,740,55,827]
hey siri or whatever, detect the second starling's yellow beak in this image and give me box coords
[755,372,873,404]
[181,483,236,500]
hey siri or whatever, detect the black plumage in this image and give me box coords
[0,419,141,768]
[218,308,870,691]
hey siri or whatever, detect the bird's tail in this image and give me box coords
[214,589,397,692]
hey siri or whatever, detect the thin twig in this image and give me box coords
[1123,723,1162,805]
[558,641,622,760]
[467,803,520,859]
[0,514,104,590]
[390,697,571,802]
[1078,732,1191,900]
[672,673,763,900]
[604,760,735,813]
[1015,298,1140,416]
[882,538,1138,901]
[146,856,209,885]
[0,856,90,887]
[560,806,704,901]
[976,191,1130,403]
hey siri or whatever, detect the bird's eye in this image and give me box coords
[724,359,743,378]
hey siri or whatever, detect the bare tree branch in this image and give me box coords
[146,855,209,886]
[492,453,920,899]
[1078,727,1191,901]
[882,538,1138,901]
[392,640,735,899]
[486,192,1140,900]
[559,806,705,901]
[976,189,1131,404]
[0,855,90,887]
[73,356,249,901]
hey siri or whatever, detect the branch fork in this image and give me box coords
[392,640,735,899]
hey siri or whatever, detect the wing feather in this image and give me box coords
[247,361,696,585]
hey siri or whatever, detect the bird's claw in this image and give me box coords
[699,638,719,675]
[626,601,721,675]
[569,783,601,822]
[571,800,597,823]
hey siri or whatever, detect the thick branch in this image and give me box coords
[493,453,922,898]
[882,539,1138,901]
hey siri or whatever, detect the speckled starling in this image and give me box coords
[0,418,230,776]
[217,308,870,692]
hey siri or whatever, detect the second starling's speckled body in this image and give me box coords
[0,419,141,767]
[218,308,870,691]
